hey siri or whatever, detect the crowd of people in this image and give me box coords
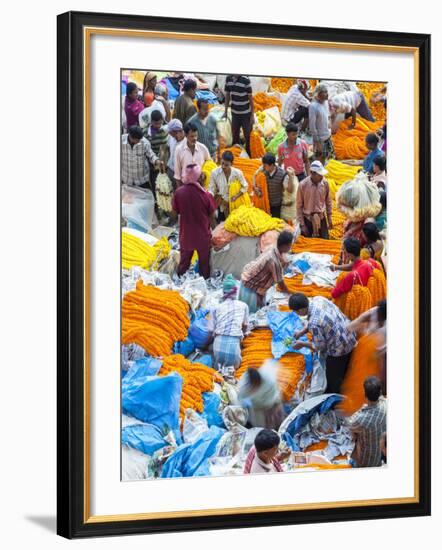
[121,71,388,472]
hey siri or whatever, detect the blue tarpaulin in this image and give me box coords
[122,423,168,456]
[160,425,225,478]
[188,309,211,349]
[267,311,314,372]
[201,392,224,428]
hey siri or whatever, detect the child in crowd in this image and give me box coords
[243,429,290,474]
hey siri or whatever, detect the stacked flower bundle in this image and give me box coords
[270,77,295,93]
[122,282,190,357]
[252,171,270,213]
[159,354,223,423]
[292,235,342,262]
[253,92,282,112]
[356,81,386,122]
[225,205,285,237]
[236,329,306,402]
[325,159,362,200]
[249,129,266,159]
[122,233,171,271]
[332,118,384,160]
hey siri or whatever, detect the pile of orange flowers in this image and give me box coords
[338,333,382,415]
[292,235,342,262]
[253,92,282,112]
[332,118,384,160]
[356,82,386,122]
[281,274,333,298]
[159,354,223,424]
[237,329,306,402]
[122,281,190,357]
[228,157,262,192]
[271,77,294,93]
[329,203,347,240]
[252,171,270,213]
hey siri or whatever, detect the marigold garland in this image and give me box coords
[250,129,266,159]
[122,233,171,270]
[252,171,270,213]
[225,205,285,237]
[253,92,282,113]
[356,82,387,122]
[236,329,306,402]
[332,118,384,160]
[159,354,223,424]
[270,77,295,93]
[122,281,190,357]
[228,180,251,212]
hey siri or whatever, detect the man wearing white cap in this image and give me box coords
[296,161,333,239]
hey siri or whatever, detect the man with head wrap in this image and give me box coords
[207,274,249,370]
[171,163,216,279]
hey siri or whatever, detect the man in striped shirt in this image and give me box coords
[224,75,254,157]
[347,376,387,467]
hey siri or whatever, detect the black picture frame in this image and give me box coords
[57,10,431,539]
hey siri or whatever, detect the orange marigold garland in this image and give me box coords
[122,281,190,357]
[236,329,306,402]
[250,129,266,159]
[252,171,270,213]
[332,118,384,160]
[158,354,223,424]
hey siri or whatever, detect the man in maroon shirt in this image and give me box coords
[172,163,216,279]
[331,237,379,299]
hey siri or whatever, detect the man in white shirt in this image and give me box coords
[329,89,375,129]
[173,122,211,186]
[281,79,311,130]
[166,118,185,187]
[208,150,248,220]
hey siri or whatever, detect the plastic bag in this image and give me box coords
[123,356,162,384]
[183,409,209,444]
[160,425,226,478]
[122,184,155,231]
[256,106,282,139]
[121,423,168,455]
[279,394,342,438]
[267,310,310,361]
[265,126,287,155]
[201,392,224,428]
[188,309,211,349]
[173,336,196,357]
[336,171,382,222]
[122,372,183,436]
[216,118,232,147]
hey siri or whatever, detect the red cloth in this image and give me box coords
[331,258,378,299]
[172,181,216,250]
[243,446,283,474]
[124,96,145,128]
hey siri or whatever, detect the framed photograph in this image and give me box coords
[57,11,431,538]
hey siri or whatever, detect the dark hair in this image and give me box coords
[197,98,209,109]
[343,237,361,257]
[366,132,380,146]
[277,230,294,249]
[262,153,276,166]
[377,299,386,323]
[150,109,164,123]
[379,189,387,209]
[362,222,380,243]
[254,429,280,453]
[286,122,299,134]
[126,82,138,97]
[288,293,309,312]
[128,125,143,140]
[222,150,234,163]
[364,376,382,402]
[247,367,261,387]
[373,155,386,172]
[184,122,198,135]
[183,79,197,92]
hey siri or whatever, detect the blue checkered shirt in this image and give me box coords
[307,296,356,357]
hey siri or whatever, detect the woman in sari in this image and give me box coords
[360,222,384,261]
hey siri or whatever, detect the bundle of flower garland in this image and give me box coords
[122,233,171,270]
[202,159,218,188]
[333,274,373,321]
[329,202,347,240]
[252,171,270,213]
[159,354,223,423]
[229,157,262,192]
[366,264,387,304]
[250,129,266,159]
[225,205,285,237]
[236,329,306,402]
[332,118,384,160]
[228,180,252,211]
[271,77,295,93]
[325,159,362,200]
[155,173,174,212]
[338,333,382,415]
[122,282,190,357]
[292,235,342,262]
[356,82,386,122]
[253,92,282,112]
[218,144,243,159]
[281,274,333,298]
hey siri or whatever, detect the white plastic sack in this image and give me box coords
[255,106,282,139]
[122,184,155,231]
[336,171,382,222]
[217,118,232,147]
[183,409,209,444]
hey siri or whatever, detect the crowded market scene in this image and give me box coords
[120,70,387,480]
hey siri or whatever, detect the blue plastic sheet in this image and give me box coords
[195,90,219,104]
[173,336,195,357]
[194,354,213,368]
[160,426,225,478]
[201,392,224,428]
[188,309,211,349]
[293,259,311,273]
[123,357,162,383]
[267,311,314,372]
[281,394,343,438]
[122,372,183,436]
[121,423,167,456]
